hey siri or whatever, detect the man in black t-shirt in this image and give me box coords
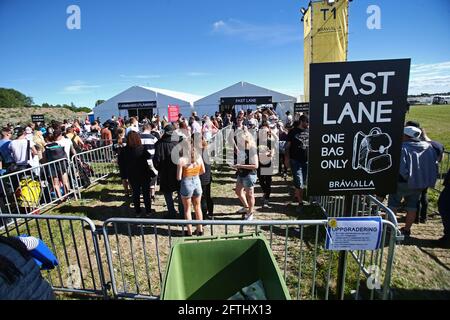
[285,115,309,214]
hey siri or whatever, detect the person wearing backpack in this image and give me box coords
[284,115,309,215]
[43,133,71,200]
[9,127,38,172]
[388,126,439,237]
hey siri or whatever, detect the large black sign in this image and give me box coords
[118,101,157,110]
[220,96,272,105]
[294,103,309,113]
[308,59,411,196]
[31,114,45,123]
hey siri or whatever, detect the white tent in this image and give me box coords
[93,86,202,123]
[193,81,297,121]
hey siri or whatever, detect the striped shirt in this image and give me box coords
[140,132,158,159]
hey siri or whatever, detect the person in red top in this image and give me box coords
[118,117,124,127]
[100,122,113,145]
[73,120,82,135]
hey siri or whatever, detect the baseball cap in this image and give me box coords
[405,120,420,128]
[404,126,422,141]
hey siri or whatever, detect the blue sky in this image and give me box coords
[1,0,449,107]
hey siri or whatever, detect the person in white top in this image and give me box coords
[9,127,38,168]
[55,129,74,159]
[126,117,140,136]
[190,116,202,134]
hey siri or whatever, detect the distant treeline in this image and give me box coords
[0,87,92,113]
[409,92,450,97]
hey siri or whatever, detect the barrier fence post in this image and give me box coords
[92,228,109,299]
[336,195,353,300]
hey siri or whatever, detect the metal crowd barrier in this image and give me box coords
[0,199,401,300]
[0,159,78,222]
[435,151,450,193]
[102,215,400,300]
[71,145,117,198]
[0,145,117,228]
[316,195,399,225]
[0,214,107,297]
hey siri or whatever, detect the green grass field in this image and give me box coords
[406,105,450,149]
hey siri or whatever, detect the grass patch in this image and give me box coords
[406,104,450,149]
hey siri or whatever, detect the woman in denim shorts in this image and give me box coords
[177,136,206,236]
[232,130,259,220]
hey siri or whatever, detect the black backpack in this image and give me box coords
[44,143,66,162]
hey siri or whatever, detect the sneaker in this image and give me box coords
[400,227,411,237]
[262,199,270,209]
[236,207,249,214]
[244,212,254,221]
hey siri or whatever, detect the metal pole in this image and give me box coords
[336,195,353,300]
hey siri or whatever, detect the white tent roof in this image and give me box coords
[194,81,297,106]
[93,86,202,122]
[140,86,203,105]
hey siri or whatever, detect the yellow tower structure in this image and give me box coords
[303,0,349,102]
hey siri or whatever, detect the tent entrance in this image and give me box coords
[127,108,153,120]
[118,101,157,121]
[219,96,274,118]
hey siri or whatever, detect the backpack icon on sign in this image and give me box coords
[352,127,392,174]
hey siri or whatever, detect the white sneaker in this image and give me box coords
[236,207,249,214]
[244,212,254,221]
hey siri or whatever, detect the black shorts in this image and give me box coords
[46,160,68,178]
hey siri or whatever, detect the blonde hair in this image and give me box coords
[33,130,46,153]
[236,130,256,150]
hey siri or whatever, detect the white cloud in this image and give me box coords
[213,20,226,30]
[186,72,210,77]
[409,61,450,94]
[120,74,161,79]
[62,81,100,94]
[211,19,301,45]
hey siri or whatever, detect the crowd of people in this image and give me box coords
[111,107,297,236]
[0,108,448,243]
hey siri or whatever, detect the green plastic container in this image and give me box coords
[161,233,291,300]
